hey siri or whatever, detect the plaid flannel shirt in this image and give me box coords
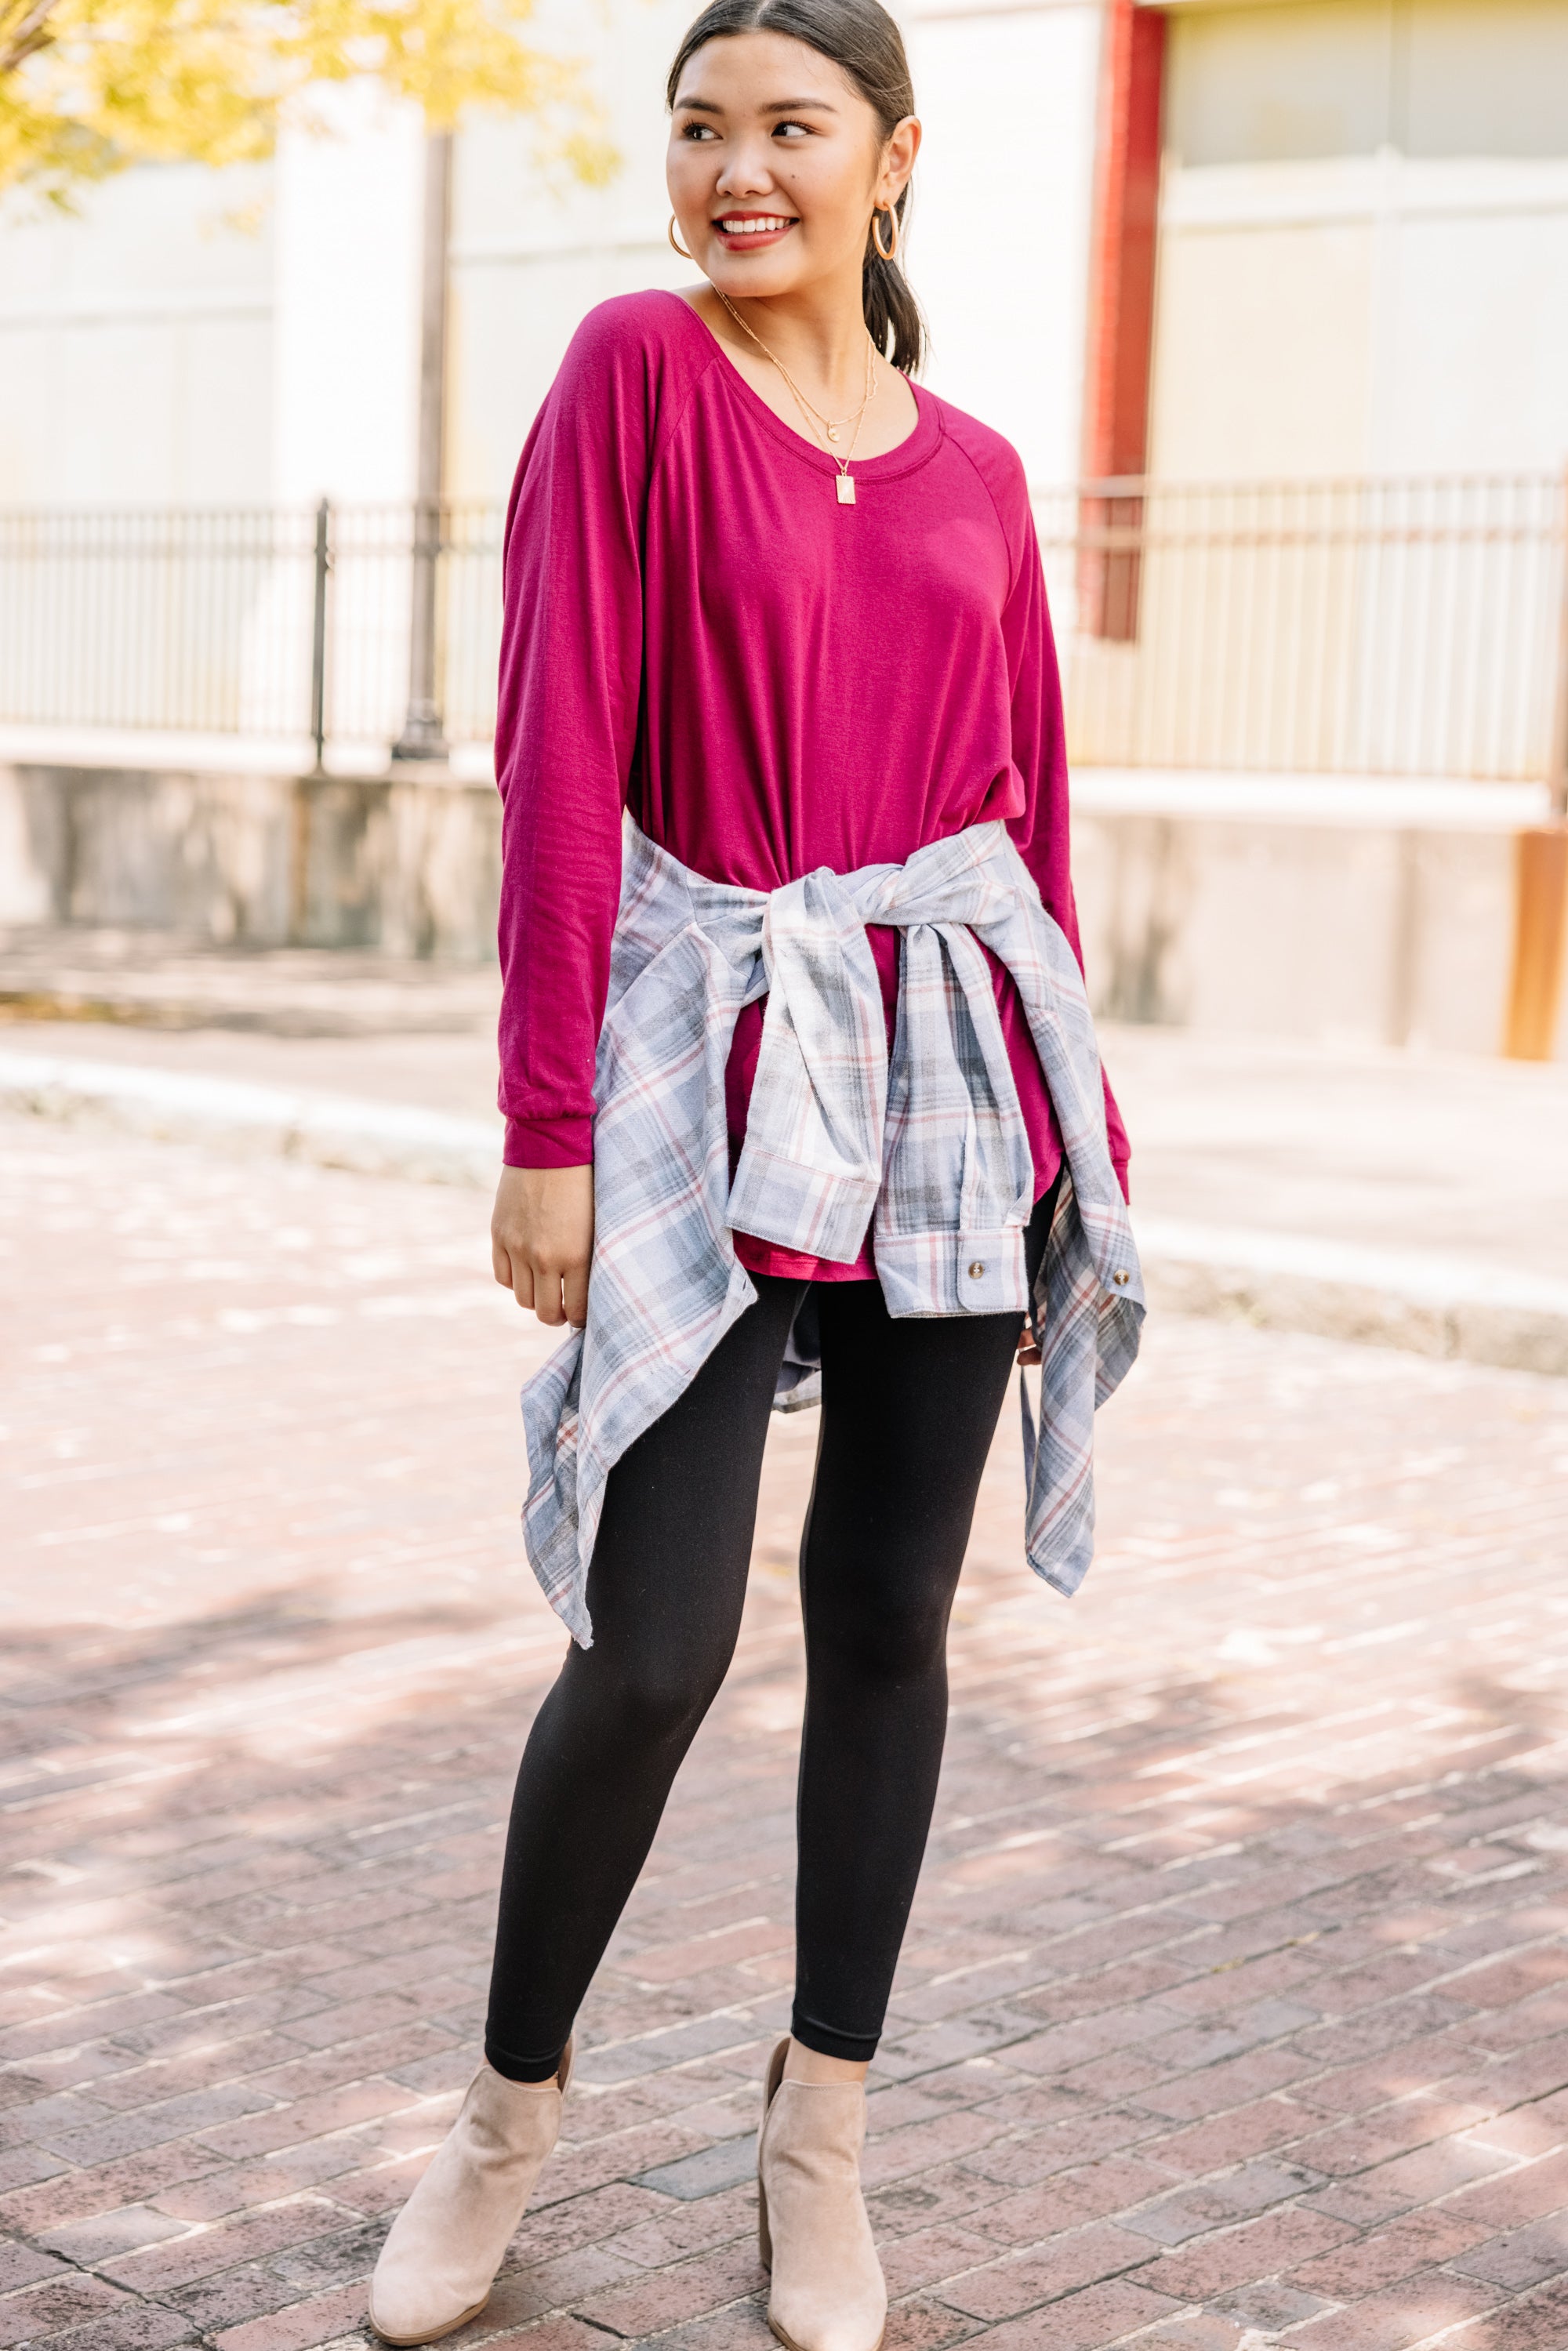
[520,815,1144,1646]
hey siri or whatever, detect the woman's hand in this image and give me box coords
[1016,1320,1040,1369]
[491,1165,595,1329]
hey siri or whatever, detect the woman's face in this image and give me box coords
[667,30,916,297]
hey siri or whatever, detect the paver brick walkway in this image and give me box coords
[3,1113,1568,2350]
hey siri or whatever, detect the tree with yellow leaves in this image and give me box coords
[0,0,615,203]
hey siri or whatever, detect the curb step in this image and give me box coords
[1137,1216,1568,1379]
[0,1050,498,1188]
[5,1050,1563,1380]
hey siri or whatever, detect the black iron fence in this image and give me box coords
[1,475,1565,786]
[1038,473,1568,788]
[0,500,506,760]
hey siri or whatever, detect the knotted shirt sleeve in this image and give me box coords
[1000,483,1132,1198]
[494,304,655,1167]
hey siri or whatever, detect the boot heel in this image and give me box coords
[757,2171,772,2270]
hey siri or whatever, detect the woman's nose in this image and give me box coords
[715,143,777,198]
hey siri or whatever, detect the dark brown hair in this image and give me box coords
[666,0,924,374]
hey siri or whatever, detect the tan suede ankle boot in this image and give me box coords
[757,2037,887,2351]
[368,2041,572,2346]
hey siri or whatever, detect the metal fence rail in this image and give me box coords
[0,500,507,759]
[1,475,1564,784]
[1036,473,1568,785]
[0,505,320,738]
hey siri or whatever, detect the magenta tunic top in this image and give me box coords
[495,290,1130,1282]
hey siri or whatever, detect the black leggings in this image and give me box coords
[485,1214,1047,2077]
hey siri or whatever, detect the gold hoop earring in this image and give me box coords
[668,214,694,259]
[871,205,899,263]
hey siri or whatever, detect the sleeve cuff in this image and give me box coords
[503,1114,593,1169]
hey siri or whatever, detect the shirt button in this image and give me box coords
[967,1261,986,1279]
[1112,1269,1130,1287]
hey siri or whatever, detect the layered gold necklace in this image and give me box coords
[713,288,878,506]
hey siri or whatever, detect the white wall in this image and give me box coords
[1151,0,1568,480]
[0,85,426,511]
[271,85,426,506]
[902,0,1102,487]
[0,0,1107,511]
[446,0,697,503]
[0,162,275,505]
[448,0,1105,500]
[8,0,1568,515]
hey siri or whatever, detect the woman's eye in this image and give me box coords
[681,122,716,140]
[774,120,810,140]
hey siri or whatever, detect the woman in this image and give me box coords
[368,2,1141,2345]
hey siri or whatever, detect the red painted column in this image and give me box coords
[1079,0,1167,640]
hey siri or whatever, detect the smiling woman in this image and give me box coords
[366,5,1142,2348]
[666,0,924,383]
[662,5,921,492]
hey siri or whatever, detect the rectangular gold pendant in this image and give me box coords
[836,473,856,506]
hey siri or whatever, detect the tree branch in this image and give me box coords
[1,0,59,75]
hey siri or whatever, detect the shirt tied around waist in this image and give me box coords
[519,815,1144,1647]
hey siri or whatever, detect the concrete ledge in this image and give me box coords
[0,760,501,959]
[5,1050,1563,1380]
[7,758,1560,1060]
[0,1052,499,1187]
[1138,1215,1568,1379]
[1071,804,1529,1054]
[1073,769,1553,831]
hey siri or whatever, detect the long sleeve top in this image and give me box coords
[494,288,1130,1282]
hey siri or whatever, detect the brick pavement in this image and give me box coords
[3,1112,1568,2350]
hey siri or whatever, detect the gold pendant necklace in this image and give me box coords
[713,288,878,508]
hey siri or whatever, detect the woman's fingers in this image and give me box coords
[490,1166,594,1327]
[503,1256,587,1329]
[533,1259,591,1326]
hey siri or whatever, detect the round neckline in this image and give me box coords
[659,288,942,485]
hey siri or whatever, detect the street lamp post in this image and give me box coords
[393,128,453,763]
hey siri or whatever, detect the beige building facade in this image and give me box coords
[1152,0,1568,483]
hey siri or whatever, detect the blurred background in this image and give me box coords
[2,0,1567,1068]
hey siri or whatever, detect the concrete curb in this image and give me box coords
[1137,1216,1568,1379]
[0,1051,499,1188]
[5,1050,1564,1379]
